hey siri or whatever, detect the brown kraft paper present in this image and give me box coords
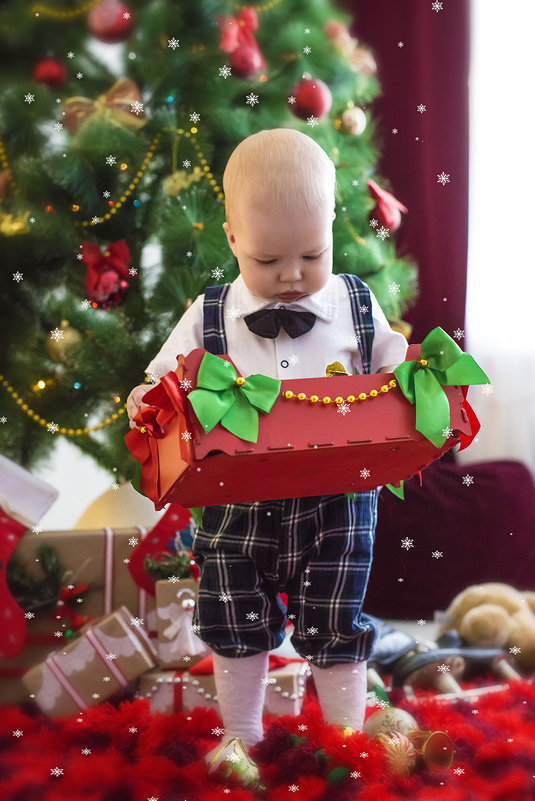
[2,528,157,704]
[22,606,156,718]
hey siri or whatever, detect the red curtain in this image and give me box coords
[344,0,470,343]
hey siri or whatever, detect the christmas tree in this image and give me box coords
[0,0,417,483]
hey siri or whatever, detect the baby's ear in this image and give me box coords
[223,221,237,251]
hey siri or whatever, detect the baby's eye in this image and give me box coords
[256,258,277,265]
[303,254,320,260]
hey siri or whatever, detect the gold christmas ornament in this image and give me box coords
[363,706,419,738]
[375,732,417,776]
[163,166,203,196]
[0,211,30,235]
[46,320,82,363]
[341,104,367,136]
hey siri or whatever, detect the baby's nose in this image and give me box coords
[279,263,302,281]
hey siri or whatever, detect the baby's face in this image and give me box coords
[223,199,334,302]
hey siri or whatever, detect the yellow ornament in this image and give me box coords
[163,166,203,196]
[46,320,82,363]
[0,211,30,235]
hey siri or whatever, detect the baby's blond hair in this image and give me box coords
[223,128,335,228]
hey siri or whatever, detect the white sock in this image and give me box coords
[212,651,269,750]
[310,661,368,730]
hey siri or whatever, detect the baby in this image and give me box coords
[127,128,407,787]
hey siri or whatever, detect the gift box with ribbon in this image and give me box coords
[138,654,310,717]
[1,528,157,705]
[22,605,156,718]
[155,578,211,669]
[125,328,490,509]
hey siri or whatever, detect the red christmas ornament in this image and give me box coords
[88,0,135,44]
[288,78,332,121]
[367,178,408,232]
[230,45,263,79]
[32,57,67,88]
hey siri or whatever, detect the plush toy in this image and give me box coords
[438,582,535,672]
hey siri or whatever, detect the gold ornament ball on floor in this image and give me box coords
[363,706,419,738]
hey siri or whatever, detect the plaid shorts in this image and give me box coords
[192,492,378,667]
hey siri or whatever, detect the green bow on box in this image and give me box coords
[393,327,490,448]
[187,352,281,443]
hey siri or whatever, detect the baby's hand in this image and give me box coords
[127,383,156,429]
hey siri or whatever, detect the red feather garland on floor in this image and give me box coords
[2,681,535,800]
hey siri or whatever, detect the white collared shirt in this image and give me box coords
[145,273,408,381]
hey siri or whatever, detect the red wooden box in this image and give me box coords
[128,346,473,508]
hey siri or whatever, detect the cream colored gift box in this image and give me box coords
[155,578,211,669]
[22,606,156,717]
[138,660,311,717]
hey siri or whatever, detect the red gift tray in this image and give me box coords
[129,346,473,508]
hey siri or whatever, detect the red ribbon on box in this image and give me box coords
[125,363,191,504]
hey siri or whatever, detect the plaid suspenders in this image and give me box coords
[338,273,375,374]
[203,283,231,355]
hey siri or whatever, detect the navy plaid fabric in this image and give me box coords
[193,274,379,667]
[339,273,375,374]
[203,283,231,355]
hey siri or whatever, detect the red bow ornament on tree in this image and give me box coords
[218,7,266,79]
[81,239,132,308]
[367,178,408,232]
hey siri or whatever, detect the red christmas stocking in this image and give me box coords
[0,455,58,658]
[128,504,193,595]
[0,508,28,658]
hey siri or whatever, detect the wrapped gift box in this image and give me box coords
[2,528,157,704]
[126,345,475,509]
[138,659,310,717]
[22,606,156,718]
[155,578,211,669]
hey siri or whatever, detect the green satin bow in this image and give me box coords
[187,352,281,443]
[393,327,490,447]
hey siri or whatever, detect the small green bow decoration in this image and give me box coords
[394,327,490,447]
[187,352,281,443]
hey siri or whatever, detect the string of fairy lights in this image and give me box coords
[2,0,369,438]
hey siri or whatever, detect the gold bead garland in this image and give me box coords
[0,374,127,437]
[81,133,162,227]
[163,126,224,201]
[80,127,223,227]
[30,0,101,19]
[283,379,397,405]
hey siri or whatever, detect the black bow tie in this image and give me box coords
[244,307,317,339]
